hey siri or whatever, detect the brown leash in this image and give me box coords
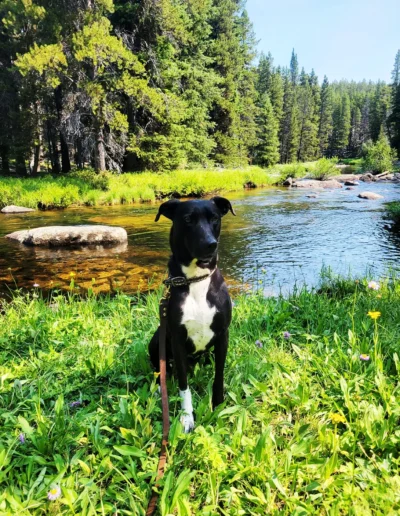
[146,271,214,515]
[146,286,171,516]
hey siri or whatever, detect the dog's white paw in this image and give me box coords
[180,413,195,433]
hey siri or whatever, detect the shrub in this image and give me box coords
[385,201,400,224]
[308,157,338,180]
[361,134,397,174]
[69,168,111,191]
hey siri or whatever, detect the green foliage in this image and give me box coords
[254,93,280,166]
[308,157,338,180]
[68,169,111,191]
[389,50,400,156]
[0,167,277,208]
[2,273,400,513]
[361,133,397,173]
[385,201,400,224]
[0,2,398,174]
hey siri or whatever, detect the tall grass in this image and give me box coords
[1,273,400,514]
[0,167,280,210]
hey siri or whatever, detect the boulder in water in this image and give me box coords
[358,192,384,200]
[293,179,342,189]
[6,225,128,247]
[1,205,35,213]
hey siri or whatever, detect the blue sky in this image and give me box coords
[246,0,399,83]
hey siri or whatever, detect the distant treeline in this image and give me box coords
[0,0,399,175]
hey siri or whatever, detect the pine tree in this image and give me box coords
[290,49,299,85]
[257,52,273,95]
[280,55,300,163]
[297,71,319,161]
[318,76,333,156]
[268,68,284,124]
[254,93,280,166]
[330,93,351,157]
[389,50,400,156]
[210,1,258,166]
[370,81,390,142]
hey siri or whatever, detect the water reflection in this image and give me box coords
[1,182,400,296]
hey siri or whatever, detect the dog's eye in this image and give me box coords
[183,214,192,224]
[211,216,219,224]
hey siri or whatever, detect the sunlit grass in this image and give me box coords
[1,272,400,514]
[0,167,278,209]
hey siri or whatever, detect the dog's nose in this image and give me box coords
[207,240,218,253]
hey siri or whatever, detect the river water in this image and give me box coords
[1,182,400,297]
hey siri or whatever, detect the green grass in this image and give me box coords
[0,167,280,210]
[385,201,400,224]
[338,158,363,167]
[1,272,400,514]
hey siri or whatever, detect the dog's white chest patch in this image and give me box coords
[181,261,216,352]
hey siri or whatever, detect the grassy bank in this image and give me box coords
[1,274,400,514]
[385,201,400,224]
[0,160,335,210]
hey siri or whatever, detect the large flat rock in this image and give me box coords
[1,205,35,213]
[331,174,361,183]
[6,225,128,247]
[293,179,343,189]
[358,192,384,200]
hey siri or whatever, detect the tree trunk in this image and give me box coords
[60,133,70,172]
[47,121,60,173]
[31,142,41,176]
[15,151,27,176]
[0,145,10,173]
[75,139,83,169]
[54,86,71,173]
[94,124,106,172]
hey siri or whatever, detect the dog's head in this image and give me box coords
[155,197,235,266]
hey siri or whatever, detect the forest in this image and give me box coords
[0,0,399,175]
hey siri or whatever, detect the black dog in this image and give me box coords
[149,197,235,432]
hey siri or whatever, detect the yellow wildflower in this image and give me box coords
[368,311,381,320]
[330,413,346,425]
[153,372,161,378]
[70,272,76,277]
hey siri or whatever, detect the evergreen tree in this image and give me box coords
[330,93,351,157]
[318,76,333,156]
[253,93,280,166]
[370,81,390,142]
[297,71,319,161]
[389,50,400,156]
[268,68,284,123]
[210,2,258,165]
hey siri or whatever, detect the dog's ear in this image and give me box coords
[155,199,180,222]
[211,196,236,217]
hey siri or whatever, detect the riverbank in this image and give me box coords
[0,167,277,210]
[385,201,400,224]
[0,161,334,210]
[1,274,399,514]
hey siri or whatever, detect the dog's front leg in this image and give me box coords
[172,329,194,433]
[212,330,229,409]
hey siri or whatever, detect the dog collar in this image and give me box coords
[164,269,215,288]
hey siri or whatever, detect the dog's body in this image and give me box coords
[149,197,235,432]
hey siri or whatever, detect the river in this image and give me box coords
[1,182,400,297]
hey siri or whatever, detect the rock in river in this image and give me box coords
[6,225,127,247]
[293,179,343,189]
[358,192,384,200]
[1,205,35,213]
